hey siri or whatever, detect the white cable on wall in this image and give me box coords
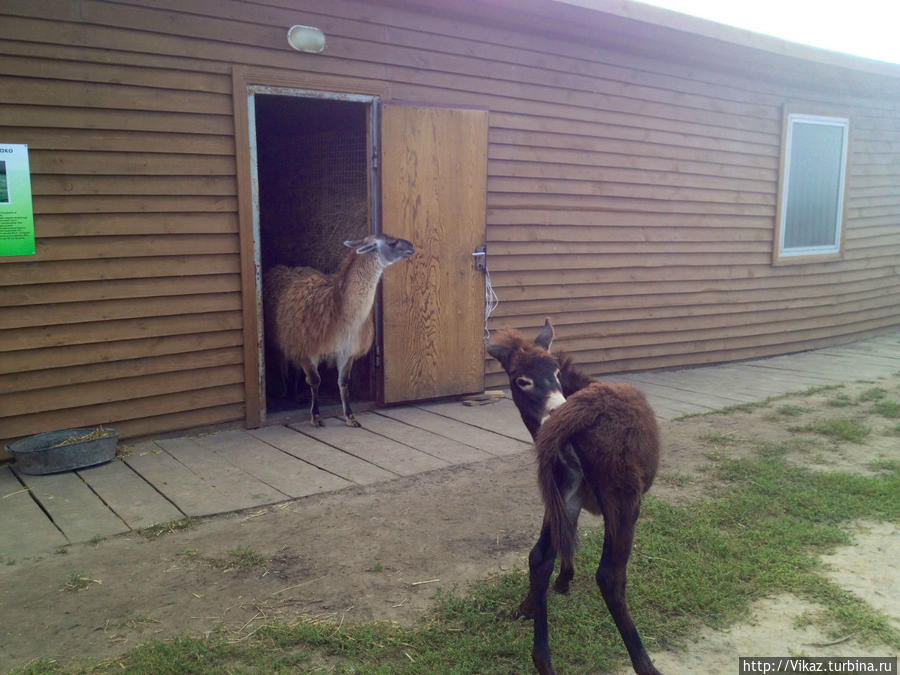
[483,262,499,341]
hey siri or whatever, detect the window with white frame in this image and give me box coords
[774,112,850,263]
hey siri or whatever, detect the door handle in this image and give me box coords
[472,244,486,271]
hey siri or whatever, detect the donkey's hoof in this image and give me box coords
[510,603,534,621]
[345,416,361,428]
[311,415,324,427]
[553,580,570,595]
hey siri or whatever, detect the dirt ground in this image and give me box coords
[1,378,898,673]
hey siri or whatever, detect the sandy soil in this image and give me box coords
[1,379,897,673]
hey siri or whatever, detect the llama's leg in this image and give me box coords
[517,521,558,675]
[278,354,290,398]
[299,358,323,426]
[337,356,360,427]
[595,496,660,675]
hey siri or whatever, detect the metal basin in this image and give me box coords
[5,428,119,475]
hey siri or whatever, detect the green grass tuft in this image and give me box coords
[794,418,872,443]
[827,394,855,408]
[858,387,887,402]
[207,546,268,572]
[775,405,811,416]
[872,400,900,419]
[139,517,196,539]
[698,431,742,446]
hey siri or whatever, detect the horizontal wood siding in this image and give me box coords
[1,0,898,445]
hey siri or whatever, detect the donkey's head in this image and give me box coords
[487,319,566,440]
[344,233,415,268]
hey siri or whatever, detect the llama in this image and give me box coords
[263,233,414,427]
[487,319,661,675]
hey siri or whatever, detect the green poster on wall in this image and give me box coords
[0,144,36,257]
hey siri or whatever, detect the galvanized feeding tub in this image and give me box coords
[5,427,119,475]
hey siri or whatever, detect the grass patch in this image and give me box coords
[62,572,100,593]
[827,394,855,408]
[698,431,742,446]
[775,405,810,416]
[872,400,900,419]
[658,471,695,487]
[799,384,844,396]
[753,437,823,458]
[139,517,195,539]
[858,387,887,402]
[794,418,872,443]
[208,546,268,572]
[869,459,900,473]
[24,459,899,674]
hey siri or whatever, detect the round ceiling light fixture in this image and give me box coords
[287,25,326,53]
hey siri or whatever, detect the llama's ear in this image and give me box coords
[486,342,514,373]
[344,239,376,254]
[534,318,554,350]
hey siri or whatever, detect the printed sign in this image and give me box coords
[0,144,36,257]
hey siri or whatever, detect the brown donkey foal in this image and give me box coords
[487,320,661,675]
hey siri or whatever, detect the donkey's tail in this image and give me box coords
[534,385,603,568]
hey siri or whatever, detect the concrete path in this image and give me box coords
[2,331,898,560]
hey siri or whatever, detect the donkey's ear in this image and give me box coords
[486,342,514,373]
[534,318,554,350]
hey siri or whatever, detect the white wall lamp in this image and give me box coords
[287,25,326,53]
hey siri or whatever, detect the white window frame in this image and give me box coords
[774,110,850,265]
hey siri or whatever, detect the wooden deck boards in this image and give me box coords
[192,429,350,499]
[0,466,67,559]
[13,470,130,544]
[361,411,496,465]
[77,459,183,531]
[291,417,452,476]
[2,330,898,557]
[124,440,276,517]
[249,425,392,486]
[377,404,531,455]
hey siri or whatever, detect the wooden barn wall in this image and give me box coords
[1,0,898,444]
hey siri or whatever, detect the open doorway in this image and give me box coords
[252,91,377,420]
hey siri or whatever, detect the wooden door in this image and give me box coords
[380,104,488,403]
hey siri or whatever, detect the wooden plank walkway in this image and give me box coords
[2,331,897,560]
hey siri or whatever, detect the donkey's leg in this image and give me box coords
[553,446,584,595]
[299,358,323,427]
[520,521,558,675]
[337,355,360,427]
[595,496,660,675]
[553,502,581,595]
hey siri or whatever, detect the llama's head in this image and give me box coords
[345,233,414,268]
[487,318,566,439]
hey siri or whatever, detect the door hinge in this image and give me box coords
[472,244,486,271]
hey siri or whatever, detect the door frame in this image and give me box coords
[232,67,388,427]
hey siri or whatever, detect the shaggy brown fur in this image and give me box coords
[264,252,379,375]
[487,321,661,675]
[536,380,659,582]
[263,234,413,426]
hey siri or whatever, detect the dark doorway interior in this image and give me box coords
[254,94,374,416]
